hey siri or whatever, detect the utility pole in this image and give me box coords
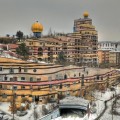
[112,104,113,120]
[11,85,17,120]
[13,90,14,120]
[80,74,84,97]
[12,86,15,120]
[32,94,36,120]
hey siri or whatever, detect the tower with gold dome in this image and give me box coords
[31,21,43,38]
[72,11,98,67]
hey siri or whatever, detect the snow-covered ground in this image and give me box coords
[0,102,34,120]
[0,102,57,120]
[55,85,120,120]
[100,86,120,120]
[0,85,120,120]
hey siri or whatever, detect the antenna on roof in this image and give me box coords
[48,27,53,36]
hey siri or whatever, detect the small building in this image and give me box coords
[98,49,110,64]
[109,51,120,67]
[98,41,120,51]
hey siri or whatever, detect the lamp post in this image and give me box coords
[33,97,36,120]
[48,76,52,92]
[79,74,84,97]
[111,86,117,120]
[12,89,15,120]
[12,85,17,120]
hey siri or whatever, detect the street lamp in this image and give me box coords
[11,85,17,120]
[48,76,52,92]
[79,74,84,97]
[110,86,117,120]
[81,74,84,87]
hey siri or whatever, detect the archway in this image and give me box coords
[38,58,43,61]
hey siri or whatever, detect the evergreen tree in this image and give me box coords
[16,31,23,41]
[57,51,67,65]
[49,50,54,63]
[16,43,29,60]
[6,34,10,37]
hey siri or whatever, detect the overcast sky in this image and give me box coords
[0,0,120,41]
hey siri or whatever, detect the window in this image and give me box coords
[56,75,59,80]
[0,67,3,71]
[4,76,7,81]
[21,86,25,89]
[19,67,21,72]
[9,68,14,73]
[0,76,2,81]
[38,86,40,90]
[0,85,2,89]
[2,93,7,98]
[29,42,33,45]
[12,86,17,90]
[48,76,52,81]
[96,75,99,80]
[33,69,37,72]
[59,83,62,89]
[29,95,32,97]
[51,95,54,98]
[30,77,33,82]
[24,68,28,72]
[37,78,41,81]
[49,84,52,88]
[10,78,13,81]
[21,77,25,80]
[22,95,25,98]
[13,77,17,81]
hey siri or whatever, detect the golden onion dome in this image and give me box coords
[83,11,89,17]
[31,21,43,32]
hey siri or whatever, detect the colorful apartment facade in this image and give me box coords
[20,12,98,66]
[0,57,91,103]
[72,12,98,66]
[98,41,120,66]
[98,50,110,64]
[109,51,120,66]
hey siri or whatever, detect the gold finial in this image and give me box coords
[83,11,89,17]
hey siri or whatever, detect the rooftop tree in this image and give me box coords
[16,43,29,60]
[16,31,23,41]
[57,51,67,65]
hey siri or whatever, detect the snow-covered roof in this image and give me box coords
[110,50,120,53]
[60,96,89,107]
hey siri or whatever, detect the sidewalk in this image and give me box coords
[0,102,19,120]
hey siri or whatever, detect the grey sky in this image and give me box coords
[0,0,120,41]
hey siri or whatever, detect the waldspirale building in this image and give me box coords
[0,57,85,103]
[72,12,98,66]
[16,12,98,67]
[0,57,119,104]
[0,12,101,105]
